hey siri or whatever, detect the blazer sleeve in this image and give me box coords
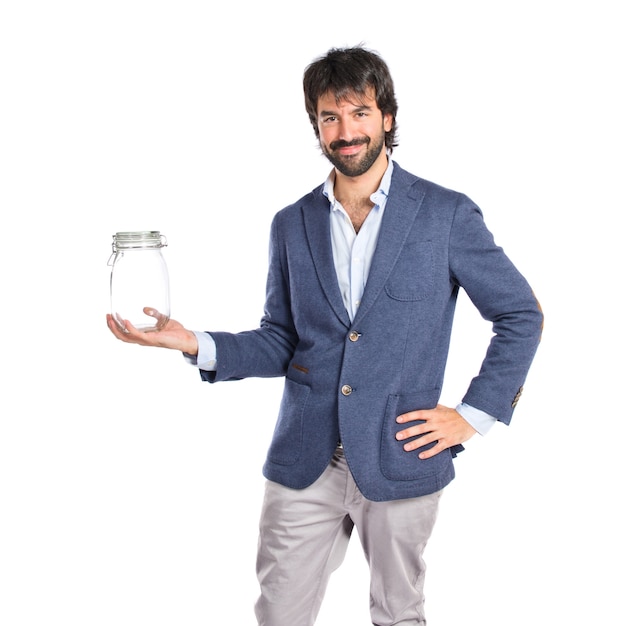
[449,194,543,423]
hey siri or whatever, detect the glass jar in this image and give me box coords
[108,231,170,332]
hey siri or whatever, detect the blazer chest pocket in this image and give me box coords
[384,241,434,301]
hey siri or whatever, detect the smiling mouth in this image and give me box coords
[337,144,363,156]
[330,138,369,152]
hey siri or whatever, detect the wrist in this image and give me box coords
[183,330,199,356]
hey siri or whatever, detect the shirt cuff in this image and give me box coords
[182,331,217,371]
[455,402,497,436]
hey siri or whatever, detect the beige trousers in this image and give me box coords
[254,447,442,626]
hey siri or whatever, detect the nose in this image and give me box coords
[337,117,358,141]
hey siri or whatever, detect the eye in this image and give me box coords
[322,115,337,123]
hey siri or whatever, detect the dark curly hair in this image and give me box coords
[303,45,399,152]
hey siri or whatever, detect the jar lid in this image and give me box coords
[112,231,167,249]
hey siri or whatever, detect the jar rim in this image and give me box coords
[112,231,167,249]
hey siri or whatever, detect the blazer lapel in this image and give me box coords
[302,188,352,328]
[353,171,426,325]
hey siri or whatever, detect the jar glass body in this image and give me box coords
[109,231,170,332]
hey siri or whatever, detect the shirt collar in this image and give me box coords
[323,155,394,211]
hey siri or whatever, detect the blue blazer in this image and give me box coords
[202,163,543,501]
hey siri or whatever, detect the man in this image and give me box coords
[107,46,543,626]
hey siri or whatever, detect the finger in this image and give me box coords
[143,306,161,318]
[396,410,425,424]
[142,307,170,332]
[107,314,144,343]
[395,424,427,441]
[106,314,126,337]
[417,441,446,460]
[112,312,131,334]
[400,432,438,452]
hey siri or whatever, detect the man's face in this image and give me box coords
[316,89,392,177]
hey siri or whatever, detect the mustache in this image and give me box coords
[329,137,370,151]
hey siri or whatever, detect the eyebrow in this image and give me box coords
[319,104,373,117]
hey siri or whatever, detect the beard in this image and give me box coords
[321,127,386,177]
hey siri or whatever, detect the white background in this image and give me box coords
[1,1,623,624]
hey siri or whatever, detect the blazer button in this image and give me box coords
[348,331,361,342]
[341,384,353,396]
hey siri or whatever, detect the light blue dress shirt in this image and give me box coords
[188,158,496,435]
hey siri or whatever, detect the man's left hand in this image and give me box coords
[395,404,477,459]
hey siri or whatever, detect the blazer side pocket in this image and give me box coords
[267,378,311,466]
[380,391,450,481]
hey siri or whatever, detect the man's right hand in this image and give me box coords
[106,309,199,356]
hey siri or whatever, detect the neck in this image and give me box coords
[333,152,389,234]
[333,152,388,205]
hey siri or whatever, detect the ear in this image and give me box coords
[383,113,393,133]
